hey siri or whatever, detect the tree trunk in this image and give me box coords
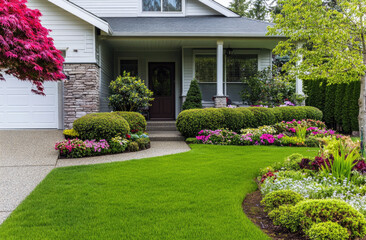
[359,74,366,143]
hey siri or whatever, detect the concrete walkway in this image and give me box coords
[0,130,190,224]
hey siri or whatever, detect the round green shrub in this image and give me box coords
[272,107,283,122]
[268,205,301,232]
[73,113,130,141]
[234,108,255,129]
[127,141,139,152]
[283,153,304,170]
[303,106,323,120]
[63,129,79,139]
[275,107,307,121]
[136,138,150,150]
[307,222,349,240]
[186,138,199,144]
[261,190,304,212]
[176,108,225,137]
[219,108,244,133]
[112,111,147,132]
[247,107,277,127]
[296,199,366,239]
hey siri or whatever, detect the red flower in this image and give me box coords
[126,134,131,139]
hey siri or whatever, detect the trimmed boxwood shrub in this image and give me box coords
[112,111,147,132]
[247,107,276,126]
[296,199,366,239]
[136,138,150,150]
[74,113,130,141]
[219,108,244,133]
[176,106,323,137]
[307,222,349,240]
[234,108,255,129]
[176,108,225,137]
[127,141,139,152]
[269,205,301,232]
[261,190,304,212]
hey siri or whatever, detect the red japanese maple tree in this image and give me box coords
[0,0,66,95]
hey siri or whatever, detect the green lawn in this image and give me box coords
[0,145,317,240]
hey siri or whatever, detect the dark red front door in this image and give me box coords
[148,62,175,120]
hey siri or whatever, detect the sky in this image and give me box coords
[215,0,231,7]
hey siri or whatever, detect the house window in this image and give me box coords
[194,53,259,103]
[143,0,182,12]
[225,54,258,102]
[120,60,138,77]
[194,54,216,101]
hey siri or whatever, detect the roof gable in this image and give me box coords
[47,0,111,33]
[198,0,238,17]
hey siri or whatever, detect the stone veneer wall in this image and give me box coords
[63,63,100,129]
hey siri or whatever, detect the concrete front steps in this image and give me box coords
[147,121,185,141]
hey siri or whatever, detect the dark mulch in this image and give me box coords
[242,190,306,240]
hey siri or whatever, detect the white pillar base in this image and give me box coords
[214,96,227,108]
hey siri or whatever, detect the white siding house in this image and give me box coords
[0,0,285,129]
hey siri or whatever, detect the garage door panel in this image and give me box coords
[0,75,59,129]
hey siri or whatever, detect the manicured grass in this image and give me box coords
[0,145,317,240]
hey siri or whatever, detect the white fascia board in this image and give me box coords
[48,0,111,34]
[111,32,282,37]
[198,0,239,17]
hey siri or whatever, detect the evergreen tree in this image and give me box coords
[323,83,336,129]
[334,84,344,130]
[351,81,361,132]
[182,79,202,110]
[229,0,250,17]
[342,83,352,133]
[248,0,267,20]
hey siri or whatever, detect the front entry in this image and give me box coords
[148,62,175,120]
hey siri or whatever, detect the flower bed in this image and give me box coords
[191,119,345,148]
[55,132,150,158]
[254,137,366,240]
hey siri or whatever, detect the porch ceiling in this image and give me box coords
[102,38,282,51]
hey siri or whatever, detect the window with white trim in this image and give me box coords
[143,0,182,12]
[194,52,258,103]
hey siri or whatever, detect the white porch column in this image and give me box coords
[296,42,304,95]
[216,40,224,96]
[215,40,227,108]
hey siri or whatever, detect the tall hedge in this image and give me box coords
[323,84,337,129]
[342,84,352,133]
[351,82,360,131]
[176,106,322,137]
[305,80,360,133]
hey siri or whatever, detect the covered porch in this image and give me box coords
[99,37,281,119]
[98,17,285,120]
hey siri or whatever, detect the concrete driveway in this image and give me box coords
[0,130,190,225]
[0,130,63,224]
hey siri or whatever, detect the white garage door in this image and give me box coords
[0,75,59,129]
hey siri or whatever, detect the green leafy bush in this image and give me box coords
[307,221,349,240]
[219,108,244,133]
[109,136,129,154]
[268,205,301,232]
[261,190,304,212]
[234,108,255,129]
[136,138,150,150]
[283,153,304,170]
[127,141,139,152]
[248,107,277,126]
[176,108,225,137]
[109,72,154,112]
[296,199,366,239]
[182,79,202,110]
[186,138,199,144]
[112,111,147,132]
[176,106,323,137]
[63,129,79,139]
[305,136,320,147]
[73,113,130,141]
[303,106,323,120]
[351,81,360,132]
